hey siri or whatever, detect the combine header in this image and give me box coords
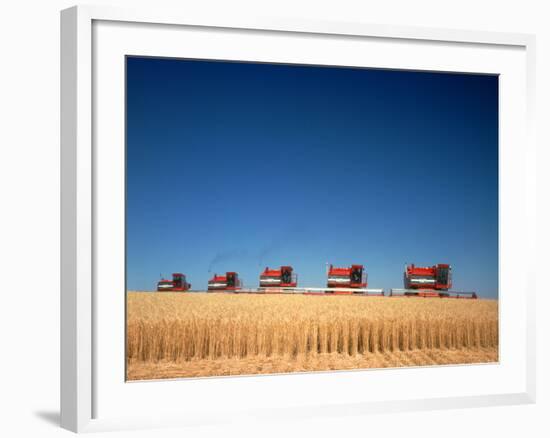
[208,272,242,291]
[157,273,191,292]
[390,264,477,299]
[259,266,297,289]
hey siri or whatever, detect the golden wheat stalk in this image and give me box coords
[126,293,498,364]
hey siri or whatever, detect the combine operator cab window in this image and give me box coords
[227,273,235,287]
[281,269,291,284]
[351,267,362,283]
[436,267,450,288]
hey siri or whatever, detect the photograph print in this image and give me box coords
[125,57,498,381]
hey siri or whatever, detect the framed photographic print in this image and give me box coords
[61,5,536,433]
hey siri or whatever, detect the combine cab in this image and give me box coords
[326,264,367,291]
[156,273,191,292]
[391,264,477,298]
[208,272,242,291]
[259,266,297,288]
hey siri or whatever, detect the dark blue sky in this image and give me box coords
[126,57,498,297]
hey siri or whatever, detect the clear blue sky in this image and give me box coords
[126,57,498,297]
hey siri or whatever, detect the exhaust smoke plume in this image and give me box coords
[207,249,249,272]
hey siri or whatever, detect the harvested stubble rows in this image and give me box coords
[126,292,498,380]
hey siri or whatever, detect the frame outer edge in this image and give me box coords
[525,34,537,403]
[60,4,537,431]
[60,6,78,432]
[61,5,93,432]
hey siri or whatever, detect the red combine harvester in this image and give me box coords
[326,264,367,292]
[259,266,297,289]
[208,272,242,291]
[156,273,191,292]
[405,263,451,296]
[390,264,477,298]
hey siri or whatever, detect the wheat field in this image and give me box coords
[126,292,498,380]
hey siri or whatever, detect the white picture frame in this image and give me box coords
[60,4,536,433]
